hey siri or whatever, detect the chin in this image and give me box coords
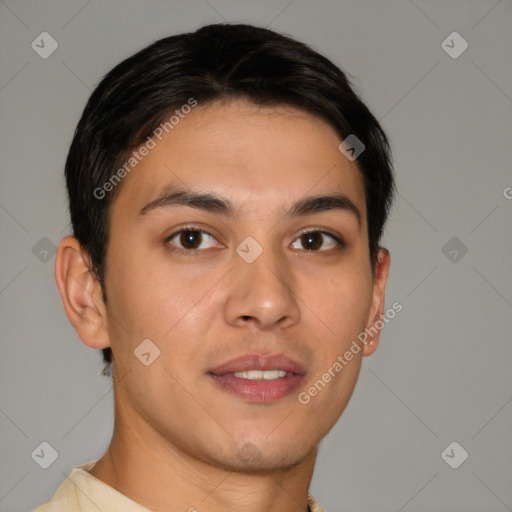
[207,439,312,474]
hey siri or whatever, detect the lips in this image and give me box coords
[207,353,306,403]
[209,353,306,375]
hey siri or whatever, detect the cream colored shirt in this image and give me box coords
[33,459,325,512]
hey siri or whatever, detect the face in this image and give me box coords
[96,99,387,471]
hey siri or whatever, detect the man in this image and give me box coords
[35,22,394,512]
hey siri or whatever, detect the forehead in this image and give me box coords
[110,99,366,223]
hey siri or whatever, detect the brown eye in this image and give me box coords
[291,230,343,252]
[179,230,203,250]
[166,228,220,253]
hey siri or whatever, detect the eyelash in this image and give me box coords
[164,226,345,255]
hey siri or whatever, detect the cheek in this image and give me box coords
[303,264,373,351]
[296,268,372,428]
[105,249,220,360]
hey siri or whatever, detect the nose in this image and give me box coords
[223,242,301,331]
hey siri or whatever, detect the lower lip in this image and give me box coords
[208,373,304,403]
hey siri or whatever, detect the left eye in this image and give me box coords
[291,230,342,251]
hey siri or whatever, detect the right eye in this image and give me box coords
[165,228,223,254]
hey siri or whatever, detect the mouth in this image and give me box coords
[207,353,306,403]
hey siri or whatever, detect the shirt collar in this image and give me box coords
[51,459,326,512]
[308,492,326,512]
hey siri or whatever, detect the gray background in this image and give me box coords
[1,1,511,511]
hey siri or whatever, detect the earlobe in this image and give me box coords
[363,247,391,356]
[54,235,110,350]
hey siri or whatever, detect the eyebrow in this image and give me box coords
[138,187,361,226]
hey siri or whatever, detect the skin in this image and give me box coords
[55,98,390,512]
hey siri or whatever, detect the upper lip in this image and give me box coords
[208,353,306,376]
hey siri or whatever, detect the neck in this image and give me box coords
[89,390,317,512]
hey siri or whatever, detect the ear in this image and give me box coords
[54,235,110,349]
[363,247,391,356]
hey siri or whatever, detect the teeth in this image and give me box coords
[234,370,287,380]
